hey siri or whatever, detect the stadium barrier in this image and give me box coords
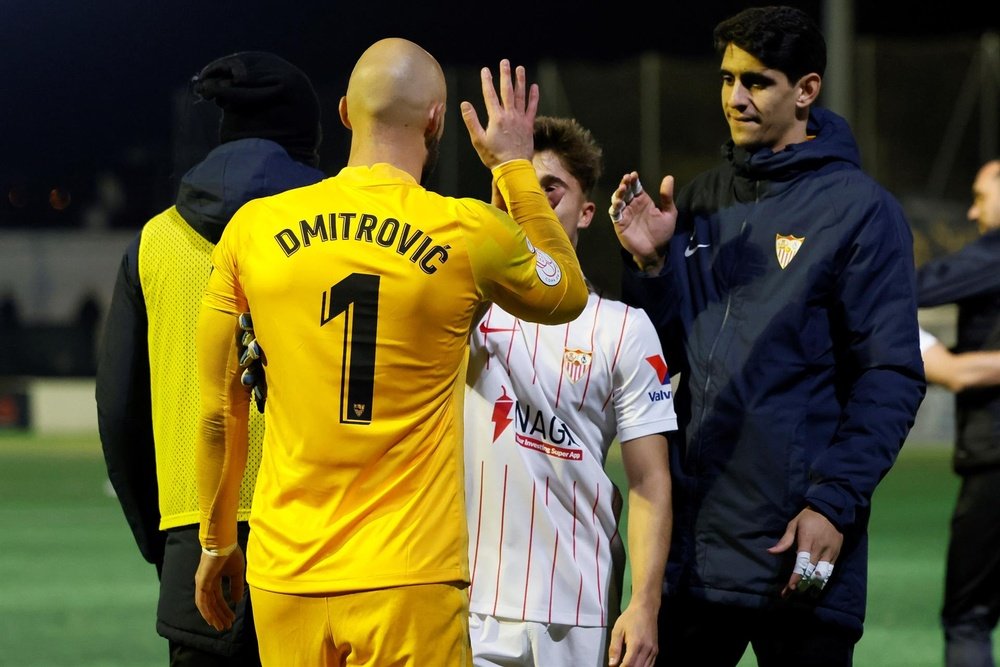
[0,373,954,444]
[0,377,96,434]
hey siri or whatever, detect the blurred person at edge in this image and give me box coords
[96,51,324,666]
[921,326,1000,393]
[916,158,1000,667]
[608,6,925,666]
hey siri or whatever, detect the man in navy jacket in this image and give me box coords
[916,158,1000,667]
[609,7,925,665]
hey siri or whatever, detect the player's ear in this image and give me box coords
[579,201,595,230]
[796,73,821,109]
[339,96,352,130]
[426,102,445,140]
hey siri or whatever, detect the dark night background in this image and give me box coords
[0,0,997,374]
[2,0,997,229]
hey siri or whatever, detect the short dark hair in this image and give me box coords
[713,6,826,83]
[533,116,603,197]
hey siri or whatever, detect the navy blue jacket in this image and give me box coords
[96,139,324,567]
[917,228,1000,472]
[622,108,925,634]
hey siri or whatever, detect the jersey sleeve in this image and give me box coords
[196,222,251,551]
[918,326,940,354]
[613,307,678,444]
[466,159,587,325]
[200,220,247,317]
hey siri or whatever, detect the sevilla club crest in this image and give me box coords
[775,234,805,269]
[563,348,592,384]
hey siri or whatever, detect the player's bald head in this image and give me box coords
[345,38,446,129]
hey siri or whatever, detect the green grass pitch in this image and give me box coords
[0,431,993,666]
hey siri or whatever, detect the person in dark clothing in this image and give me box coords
[0,291,21,329]
[916,158,1000,667]
[75,291,102,374]
[95,51,325,666]
[607,6,926,666]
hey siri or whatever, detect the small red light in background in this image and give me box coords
[49,187,71,211]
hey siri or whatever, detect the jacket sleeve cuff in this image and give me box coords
[620,247,669,277]
[804,491,853,532]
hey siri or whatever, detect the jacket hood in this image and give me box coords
[724,107,862,184]
[176,138,324,244]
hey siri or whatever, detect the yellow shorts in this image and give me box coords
[251,583,472,666]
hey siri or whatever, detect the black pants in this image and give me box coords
[157,523,260,667]
[169,635,260,667]
[942,468,1000,667]
[656,595,858,667]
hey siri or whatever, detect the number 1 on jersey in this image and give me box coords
[320,273,380,424]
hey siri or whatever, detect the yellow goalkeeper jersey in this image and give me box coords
[197,159,586,594]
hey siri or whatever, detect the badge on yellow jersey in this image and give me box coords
[525,238,562,286]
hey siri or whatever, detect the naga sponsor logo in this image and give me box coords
[490,387,515,442]
[515,433,582,461]
[488,389,582,460]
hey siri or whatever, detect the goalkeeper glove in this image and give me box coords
[236,312,267,413]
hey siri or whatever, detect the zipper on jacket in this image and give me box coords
[693,180,758,468]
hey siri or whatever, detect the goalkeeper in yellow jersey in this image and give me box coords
[193,38,588,666]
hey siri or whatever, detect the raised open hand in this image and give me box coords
[460,59,539,169]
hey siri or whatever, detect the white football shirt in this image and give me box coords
[465,290,677,627]
[918,326,939,354]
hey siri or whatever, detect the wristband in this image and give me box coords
[636,255,662,273]
[201,543,237,558]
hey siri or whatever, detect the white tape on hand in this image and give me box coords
[813,560,834,589]
[622,178,643,207]
[630,178,643,199]
[793,551,812,578]
[609,201,624,223]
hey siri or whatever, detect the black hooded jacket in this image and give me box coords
[96,139,323,566]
